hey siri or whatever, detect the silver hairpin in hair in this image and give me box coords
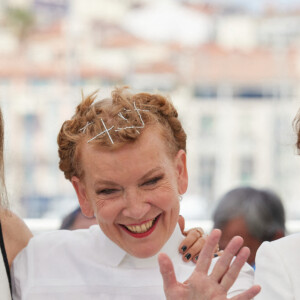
[133,101,146,127]
[114,126,141,135]
[79,121,93,133]
[115,125,140,132]
[115,102,148,132]
[84,102,149,144]
[87,118,115,144]
[118,112,129,122]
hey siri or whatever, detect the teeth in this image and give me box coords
[125,219,155,233]
[141,224,147,232]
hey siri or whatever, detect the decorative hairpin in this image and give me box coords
[79,121,94,133]
[115,102,146,132]
[87,118,115,144]
[117,112,128,121]
[82,102,148,145]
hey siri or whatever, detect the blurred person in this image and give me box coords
[12,87,259,299]
[0,108,32,299]
[60,206,98,230]
[213,187,285,268]
[254,112,300,300]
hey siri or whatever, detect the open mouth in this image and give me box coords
[120,214,161,238]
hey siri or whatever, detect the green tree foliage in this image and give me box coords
[5,7,35,43]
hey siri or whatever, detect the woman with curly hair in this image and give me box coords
[12,87,259,300]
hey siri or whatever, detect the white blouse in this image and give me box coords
[0,245,11,300]
[0,222,11,300]
[255,234,300,300]
[12,224,254,300]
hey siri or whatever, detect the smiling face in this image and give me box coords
[71,126,188,258]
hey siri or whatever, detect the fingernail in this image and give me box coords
[181,246,187,253]
[195,255,198,261]
[214,253,218,257]
[185,253,191,260]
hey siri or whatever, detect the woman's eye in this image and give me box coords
[97,189,118,195]
[143,176,162,186]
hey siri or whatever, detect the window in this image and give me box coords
[193,85,217,99]
[199,156,216,201]
[239,156,254,182]
[200,115,214,136]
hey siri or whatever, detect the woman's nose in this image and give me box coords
[122,192,151,219]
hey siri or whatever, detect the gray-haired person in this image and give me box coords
[212,186,285,268]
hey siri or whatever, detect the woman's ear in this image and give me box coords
[71,176,94,218]
[175,150,188,195]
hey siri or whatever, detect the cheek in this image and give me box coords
[93,199,123,223]
[151,188,179,211]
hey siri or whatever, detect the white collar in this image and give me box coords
[90,224,184,268]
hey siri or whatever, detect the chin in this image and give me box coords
[128,243,163,258]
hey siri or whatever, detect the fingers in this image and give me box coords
[209,235,244,283]
[181,235,206,262]
[178,215,185,235]
[214,250,224,258]
[187,238,206,263]
[191,236,221,263]
[231,285,261,300]
[220,246,250,291]
[194,229,222,274]
[178,227,204,261]
[158,253,178,291]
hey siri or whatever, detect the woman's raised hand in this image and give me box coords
[178,215,220,263]
[159,229,261,300]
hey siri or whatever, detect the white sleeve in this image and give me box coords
[208,257,255,297]
[227,261,255,297]
[255,241,293,300]
[11,242,31,300]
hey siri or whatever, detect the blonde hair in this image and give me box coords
[0,108,8,209]
[58,87,187,180]
[294,109,300,153]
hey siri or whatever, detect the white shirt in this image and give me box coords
[255,233,300,300]
[0,245,11,300]
[12,224,254,300]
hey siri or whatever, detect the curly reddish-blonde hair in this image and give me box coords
[0,108,8,208]
[294,109,300,153]
[58,87,187,180]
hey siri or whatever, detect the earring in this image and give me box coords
[179,195,183,201]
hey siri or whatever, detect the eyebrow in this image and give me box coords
[94,180,120,187]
